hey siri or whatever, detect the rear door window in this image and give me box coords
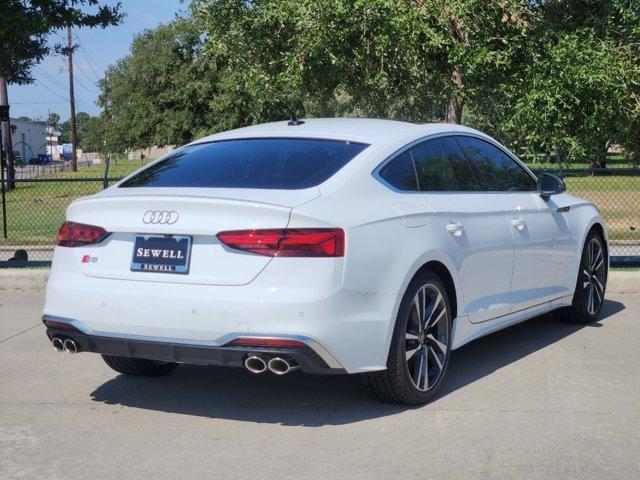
[410,137,484,191]
[119,138,368,190]
[455,136,536,192]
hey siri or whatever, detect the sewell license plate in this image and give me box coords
[131,235,192,274]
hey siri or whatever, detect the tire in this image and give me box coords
[553,229,607,324]
[362,271,453,405]
[101,355,178,377]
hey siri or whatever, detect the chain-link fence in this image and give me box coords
[1,164,639,266]
[550,168,639,262]
[0,177,122,265]
[13,155,149,181]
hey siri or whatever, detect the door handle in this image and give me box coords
[510,217,526,230]
[446,221,464,237]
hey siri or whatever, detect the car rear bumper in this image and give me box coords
[43,315,346,374]
[44,248,399,373]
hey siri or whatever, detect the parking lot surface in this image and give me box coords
[1,291,639,479]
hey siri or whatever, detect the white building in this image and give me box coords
[0,118,47,164]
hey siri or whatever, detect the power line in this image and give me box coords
[73,59,100,87]
[50,30,66,42]
[73,33,103,80]
[72,66,100,94]
[73,60,100,93]
[35,66,67,92]
[36,65,96,112]
[12,100,69,105]
[34,78,69,102]
[36,75,96,113]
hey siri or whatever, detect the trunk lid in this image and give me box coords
[65,187,319,285]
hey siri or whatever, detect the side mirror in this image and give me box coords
[537,172,565,200]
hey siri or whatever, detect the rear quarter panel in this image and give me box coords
[289,174,465,361]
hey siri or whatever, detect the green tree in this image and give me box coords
[59,111,93,144]
[478,0,640,165]
[194,0,535,124]
[97,18,220,152]
[47,111,60,128]
[79,115,103,151]
[505,35,639,166]
[0,0,123,85]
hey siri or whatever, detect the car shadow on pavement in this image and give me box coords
[90,299,624,426]
[436,298,625,400]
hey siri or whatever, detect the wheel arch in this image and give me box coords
[586,221,609,282]
[382,253,464,359]
[411,260,459,322]
[564,204,610,289]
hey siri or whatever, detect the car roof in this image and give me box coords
[191,118,488,148]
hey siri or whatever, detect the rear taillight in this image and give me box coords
[56,221,108,247]
[217,228,344,257]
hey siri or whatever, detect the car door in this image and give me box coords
[411,136,515,324]
[455,135,573,312]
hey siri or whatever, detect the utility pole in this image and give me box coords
[0,76,15,189]
[0,101,8,237]
[67,26,78,172]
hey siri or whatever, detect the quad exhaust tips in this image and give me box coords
[244,355,300,375]
[63,339,79,354]
[52,337,64,352]
[244,356,267,374]
[268,357,299,375]
[51,337,79,354]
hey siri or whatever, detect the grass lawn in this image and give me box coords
[522,153,637,171]
[564,175,640,240]
[1,157,153,248]
[53,156,148,179]
[1,180,104,245]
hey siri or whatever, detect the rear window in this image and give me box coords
[119,138,369,190]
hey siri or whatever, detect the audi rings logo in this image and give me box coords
[142,210,179,225]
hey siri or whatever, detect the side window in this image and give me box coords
[455,136,536,192]
[377,150,419,191]
[410,137,483,191]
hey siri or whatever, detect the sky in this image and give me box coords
[9,0,186,122]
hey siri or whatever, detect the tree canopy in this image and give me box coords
[96,18,219,153]
[0,0,123,85]
[91,0,639,163]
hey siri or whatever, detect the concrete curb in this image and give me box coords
[606,271,640,294]
[0,269,51,291]
[1,268,639,293]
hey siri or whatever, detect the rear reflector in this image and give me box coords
[217,228,344,257]
[56,221,108,247]
[42,319,82,332]
[228,338,308,348]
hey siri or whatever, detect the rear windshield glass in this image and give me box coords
[119,138,369,190]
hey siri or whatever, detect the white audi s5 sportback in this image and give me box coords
[43,118,608,404]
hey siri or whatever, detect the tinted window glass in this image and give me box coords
[119,138,368,190]
[410,137,483,191]
[456,136,536,192]
[377,150,418,191]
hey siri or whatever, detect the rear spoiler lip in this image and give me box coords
[88,186,321,209]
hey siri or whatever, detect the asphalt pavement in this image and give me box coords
[1,291,639,479]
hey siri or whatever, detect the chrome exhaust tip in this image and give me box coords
[52,337,64,352]
[63,338,79,354]
[244,356,267,374]
[268,357,299,376]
